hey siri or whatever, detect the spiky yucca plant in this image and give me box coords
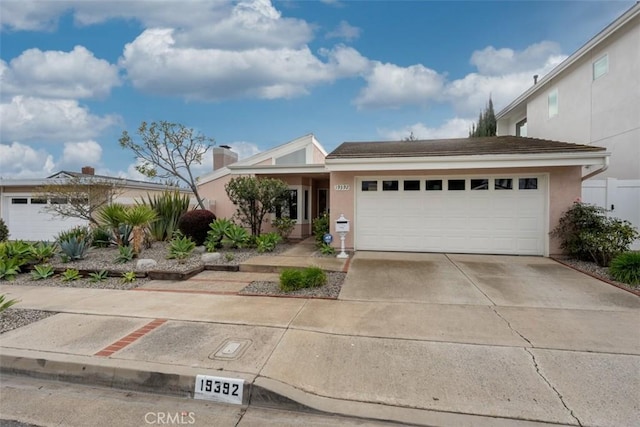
[122,205,157,255]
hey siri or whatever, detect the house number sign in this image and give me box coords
[334,184,350,191]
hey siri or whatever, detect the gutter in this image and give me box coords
[581,155,609,181]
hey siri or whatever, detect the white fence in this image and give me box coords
[582,178,640,250]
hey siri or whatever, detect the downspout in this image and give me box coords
[581,156,609,181]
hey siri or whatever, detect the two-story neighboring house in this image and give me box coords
[496,3,640,247]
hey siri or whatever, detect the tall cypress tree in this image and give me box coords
[469,96,496,137]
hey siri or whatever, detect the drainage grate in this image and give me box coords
[209,338,252,361]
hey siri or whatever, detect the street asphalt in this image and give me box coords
[0,246,638,426]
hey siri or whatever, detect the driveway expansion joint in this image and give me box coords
[524,348,583,427]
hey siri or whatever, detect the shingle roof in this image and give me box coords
[326,136,606,159]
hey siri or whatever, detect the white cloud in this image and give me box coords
[326,21,361,41]
[1,46,120,99]
[0,1,69,31]
[354,62,445,109]
[120,29,367,101]
[0,96,120,142]
[60,141,103,169]
[226,141,261,160]
[470,41,563,75]
[0,142,56,178]
[380,118,475,141]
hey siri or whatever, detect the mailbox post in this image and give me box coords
[335,214,350,259]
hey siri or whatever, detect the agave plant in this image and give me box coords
[30,242,58,264]
[0,294,19,312]
[31,264,55,280]
[167,236,196,262]
[59,236,90,261]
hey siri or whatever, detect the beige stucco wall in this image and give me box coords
[312,144,326,164]
[329,166,582,256]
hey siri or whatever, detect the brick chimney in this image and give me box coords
[81,166,95,175]
[213,145,238,170]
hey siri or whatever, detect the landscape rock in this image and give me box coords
[136,259,158,270]
[194,246,206,254]
[201,252,222,264]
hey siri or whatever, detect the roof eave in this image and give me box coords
[325,151,610,172]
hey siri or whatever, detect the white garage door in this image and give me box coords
[3,196,88,241]
[356,175,546,255]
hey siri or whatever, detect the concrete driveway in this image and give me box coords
[339,251,640,311]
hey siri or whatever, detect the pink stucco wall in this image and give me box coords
[329,166,583,256]
[198,174,235,219]
[312,144,326,164]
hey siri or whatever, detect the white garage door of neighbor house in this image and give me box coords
[3,196,88,241]
[356,175,546,255]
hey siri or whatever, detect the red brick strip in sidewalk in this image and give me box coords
[94,318,167,357]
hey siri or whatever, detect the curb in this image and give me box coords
[0,349,563,427]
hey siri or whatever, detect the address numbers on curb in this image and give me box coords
[194,375,244,405]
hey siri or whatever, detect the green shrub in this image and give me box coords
[115,245,135,264]
[0,218,8,242]
[89,270,109,283]
[167,236,196,261]
[256,232,281,253]
[304,266,327,288]
[59,236,90,261]
[319,243,335,255]
[92,226,113,248]
[224,253,234,262]
[61,268,81,282]
[312,213,330,247]
[279,268,305,292]
[178,210,216,246]
[56,226,92,245]
[31,264,54,280]
[142,190,190,242]
[609,252,640,287]
[30,242,57,264]
[205,218,234,251]
[551,202,639,266]
[0,294,19,312]
[279,267,327,291]
[272,217,295,240]
[221,224,250,249]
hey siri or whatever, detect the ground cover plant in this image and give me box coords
[279,267,327,292]
[609,252,640,287]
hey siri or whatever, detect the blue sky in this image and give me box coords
[0,0,634,181]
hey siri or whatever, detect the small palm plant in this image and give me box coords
[97,203,128,246]
[122,205,157,255]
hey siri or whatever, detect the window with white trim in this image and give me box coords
[593,54,608,80]
[516,118,527,137]
[548,89,558,118]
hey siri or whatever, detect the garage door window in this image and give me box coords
[403,180,420,191]
[31,198,47,204]
[470,179,488,190]
[425,180,443,191]
[519,178,538,190]
[11,198,28,204]
[382,180,398,191]
[361,181,378,191]
[495,179,513,190]
[448,179,465,191]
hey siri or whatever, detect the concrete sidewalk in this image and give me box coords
[1,251,639,426]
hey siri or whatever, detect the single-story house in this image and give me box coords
[197,134,608,257]
[0,166,192,241]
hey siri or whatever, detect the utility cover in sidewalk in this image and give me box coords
[209,339,252,361]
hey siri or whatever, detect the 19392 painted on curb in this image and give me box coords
[194,375,244,405]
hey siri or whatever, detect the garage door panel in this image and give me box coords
[356,176,546,255]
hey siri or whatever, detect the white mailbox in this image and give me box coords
[335,214,350,233]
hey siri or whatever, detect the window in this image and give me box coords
[50,198,68,204]
[361,181,377,191]
[288,190,298,220]
[470,179,488,190]
[403,180,420,191]
[448,179,465,191]
[495,179,513,190]
[425,180,443,191]
[11,198,27,204]
[516,118,527,137]
[382,180,398,191]
[548,89,558,118]
[31,198,47,204]
[593,54,608,80]
[519,178,538,190]
[304,190,309,221]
